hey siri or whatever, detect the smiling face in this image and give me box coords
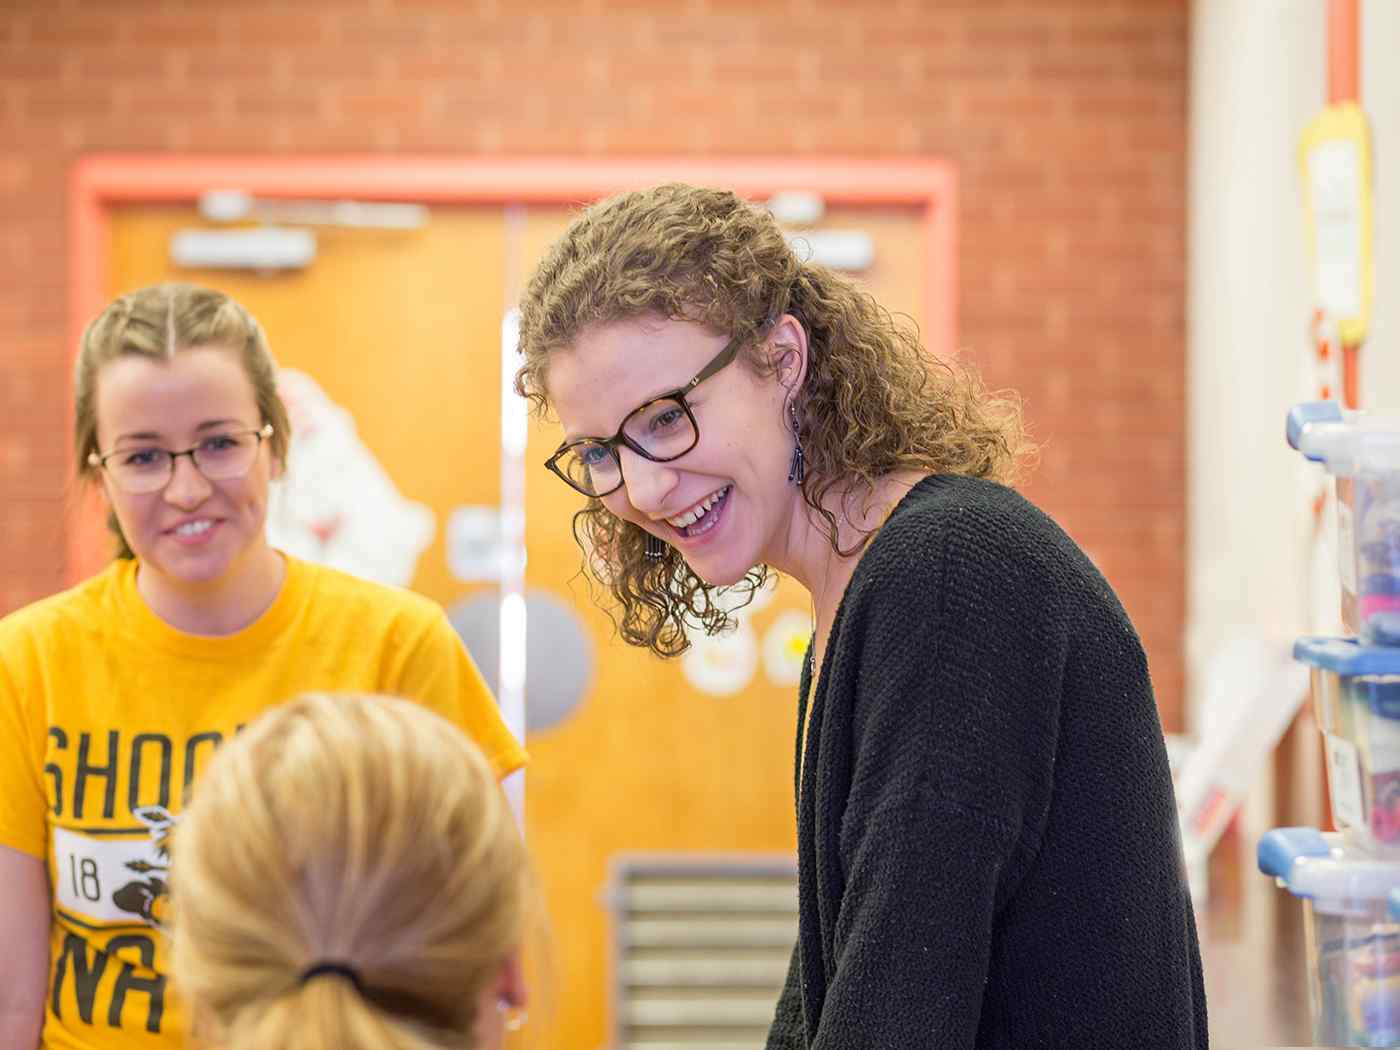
[93,346,277,596]
[545,314,806,587]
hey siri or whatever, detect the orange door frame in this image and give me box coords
[67,154,957,582]
[1328,0,1362,408]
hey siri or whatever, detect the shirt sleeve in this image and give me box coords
[0,647,50,860]
[807,522,1063,1048]
[387,608,529,780]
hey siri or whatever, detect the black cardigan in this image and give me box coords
[765,475,1208,1049]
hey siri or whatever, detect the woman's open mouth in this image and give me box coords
[667,485,731,539]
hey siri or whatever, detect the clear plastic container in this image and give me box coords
[1260,827,1400,1047]
[1297,639,1400,854]
[1289,402,1400,639]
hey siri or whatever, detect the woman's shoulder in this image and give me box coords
[888,473,1053,532]
[863,475,1051,566]
[0,561,128,651]
[294,558,445,629]
[853,474,1101,613]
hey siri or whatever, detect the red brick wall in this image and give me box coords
[0,0,1189,726]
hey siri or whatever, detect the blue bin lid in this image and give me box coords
[1294,636,1400,675]
[1287,400,1400,474]
[1260,827,1400,905]
[1287,400,1345,456]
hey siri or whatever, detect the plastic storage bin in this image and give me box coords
[1260,827,1400,1047]
[1296,638,1400,853]
[1289,402,1400,639]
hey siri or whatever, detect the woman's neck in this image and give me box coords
[135,546,287,636]
[777,469,928,626]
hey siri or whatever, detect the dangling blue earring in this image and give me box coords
[787,400,805,486]
[645,533,667,561]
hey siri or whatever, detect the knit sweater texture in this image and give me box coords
[764,474,1207,1049]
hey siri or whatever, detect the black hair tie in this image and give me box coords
[299,961,364,993]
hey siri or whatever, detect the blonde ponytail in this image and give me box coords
[171,693,528,1050]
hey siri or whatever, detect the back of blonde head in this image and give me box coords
[171,693,527,1050]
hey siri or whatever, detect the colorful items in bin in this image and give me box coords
[1289,401,1400,640]
[1260,827,1400,1047]
[1296,638,1400,852]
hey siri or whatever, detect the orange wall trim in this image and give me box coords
[66,154,958,584]
[1326,0,1363,409]
[1327,0,1360,106]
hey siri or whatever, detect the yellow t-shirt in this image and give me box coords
[0,555,527,1050]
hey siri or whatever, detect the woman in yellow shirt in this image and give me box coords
[0,283,526,1050]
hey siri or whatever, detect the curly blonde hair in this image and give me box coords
[516,184,1030,658]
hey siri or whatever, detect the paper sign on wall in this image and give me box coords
[682,625,759,697]
[447,505,512,582]
[1299,102,1374,346]
[266,368,435,587]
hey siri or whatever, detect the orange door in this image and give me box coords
[109,198,927,1050]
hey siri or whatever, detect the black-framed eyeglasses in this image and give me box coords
[545,335,743,497]
[88,424,275,495]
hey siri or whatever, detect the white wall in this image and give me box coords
[1188,0,1399,722]
[1358,1,1400,411]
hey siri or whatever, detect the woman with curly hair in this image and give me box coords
[516,184,1206,1049]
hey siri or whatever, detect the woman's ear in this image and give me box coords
[264,427,286,482]
[473,948,527,1050]
[768,313,810,395]
[94,470,114,509]
[498,948,527,1011]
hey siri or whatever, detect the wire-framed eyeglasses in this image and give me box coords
[88,424,275,494]
[545,335,742,498]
